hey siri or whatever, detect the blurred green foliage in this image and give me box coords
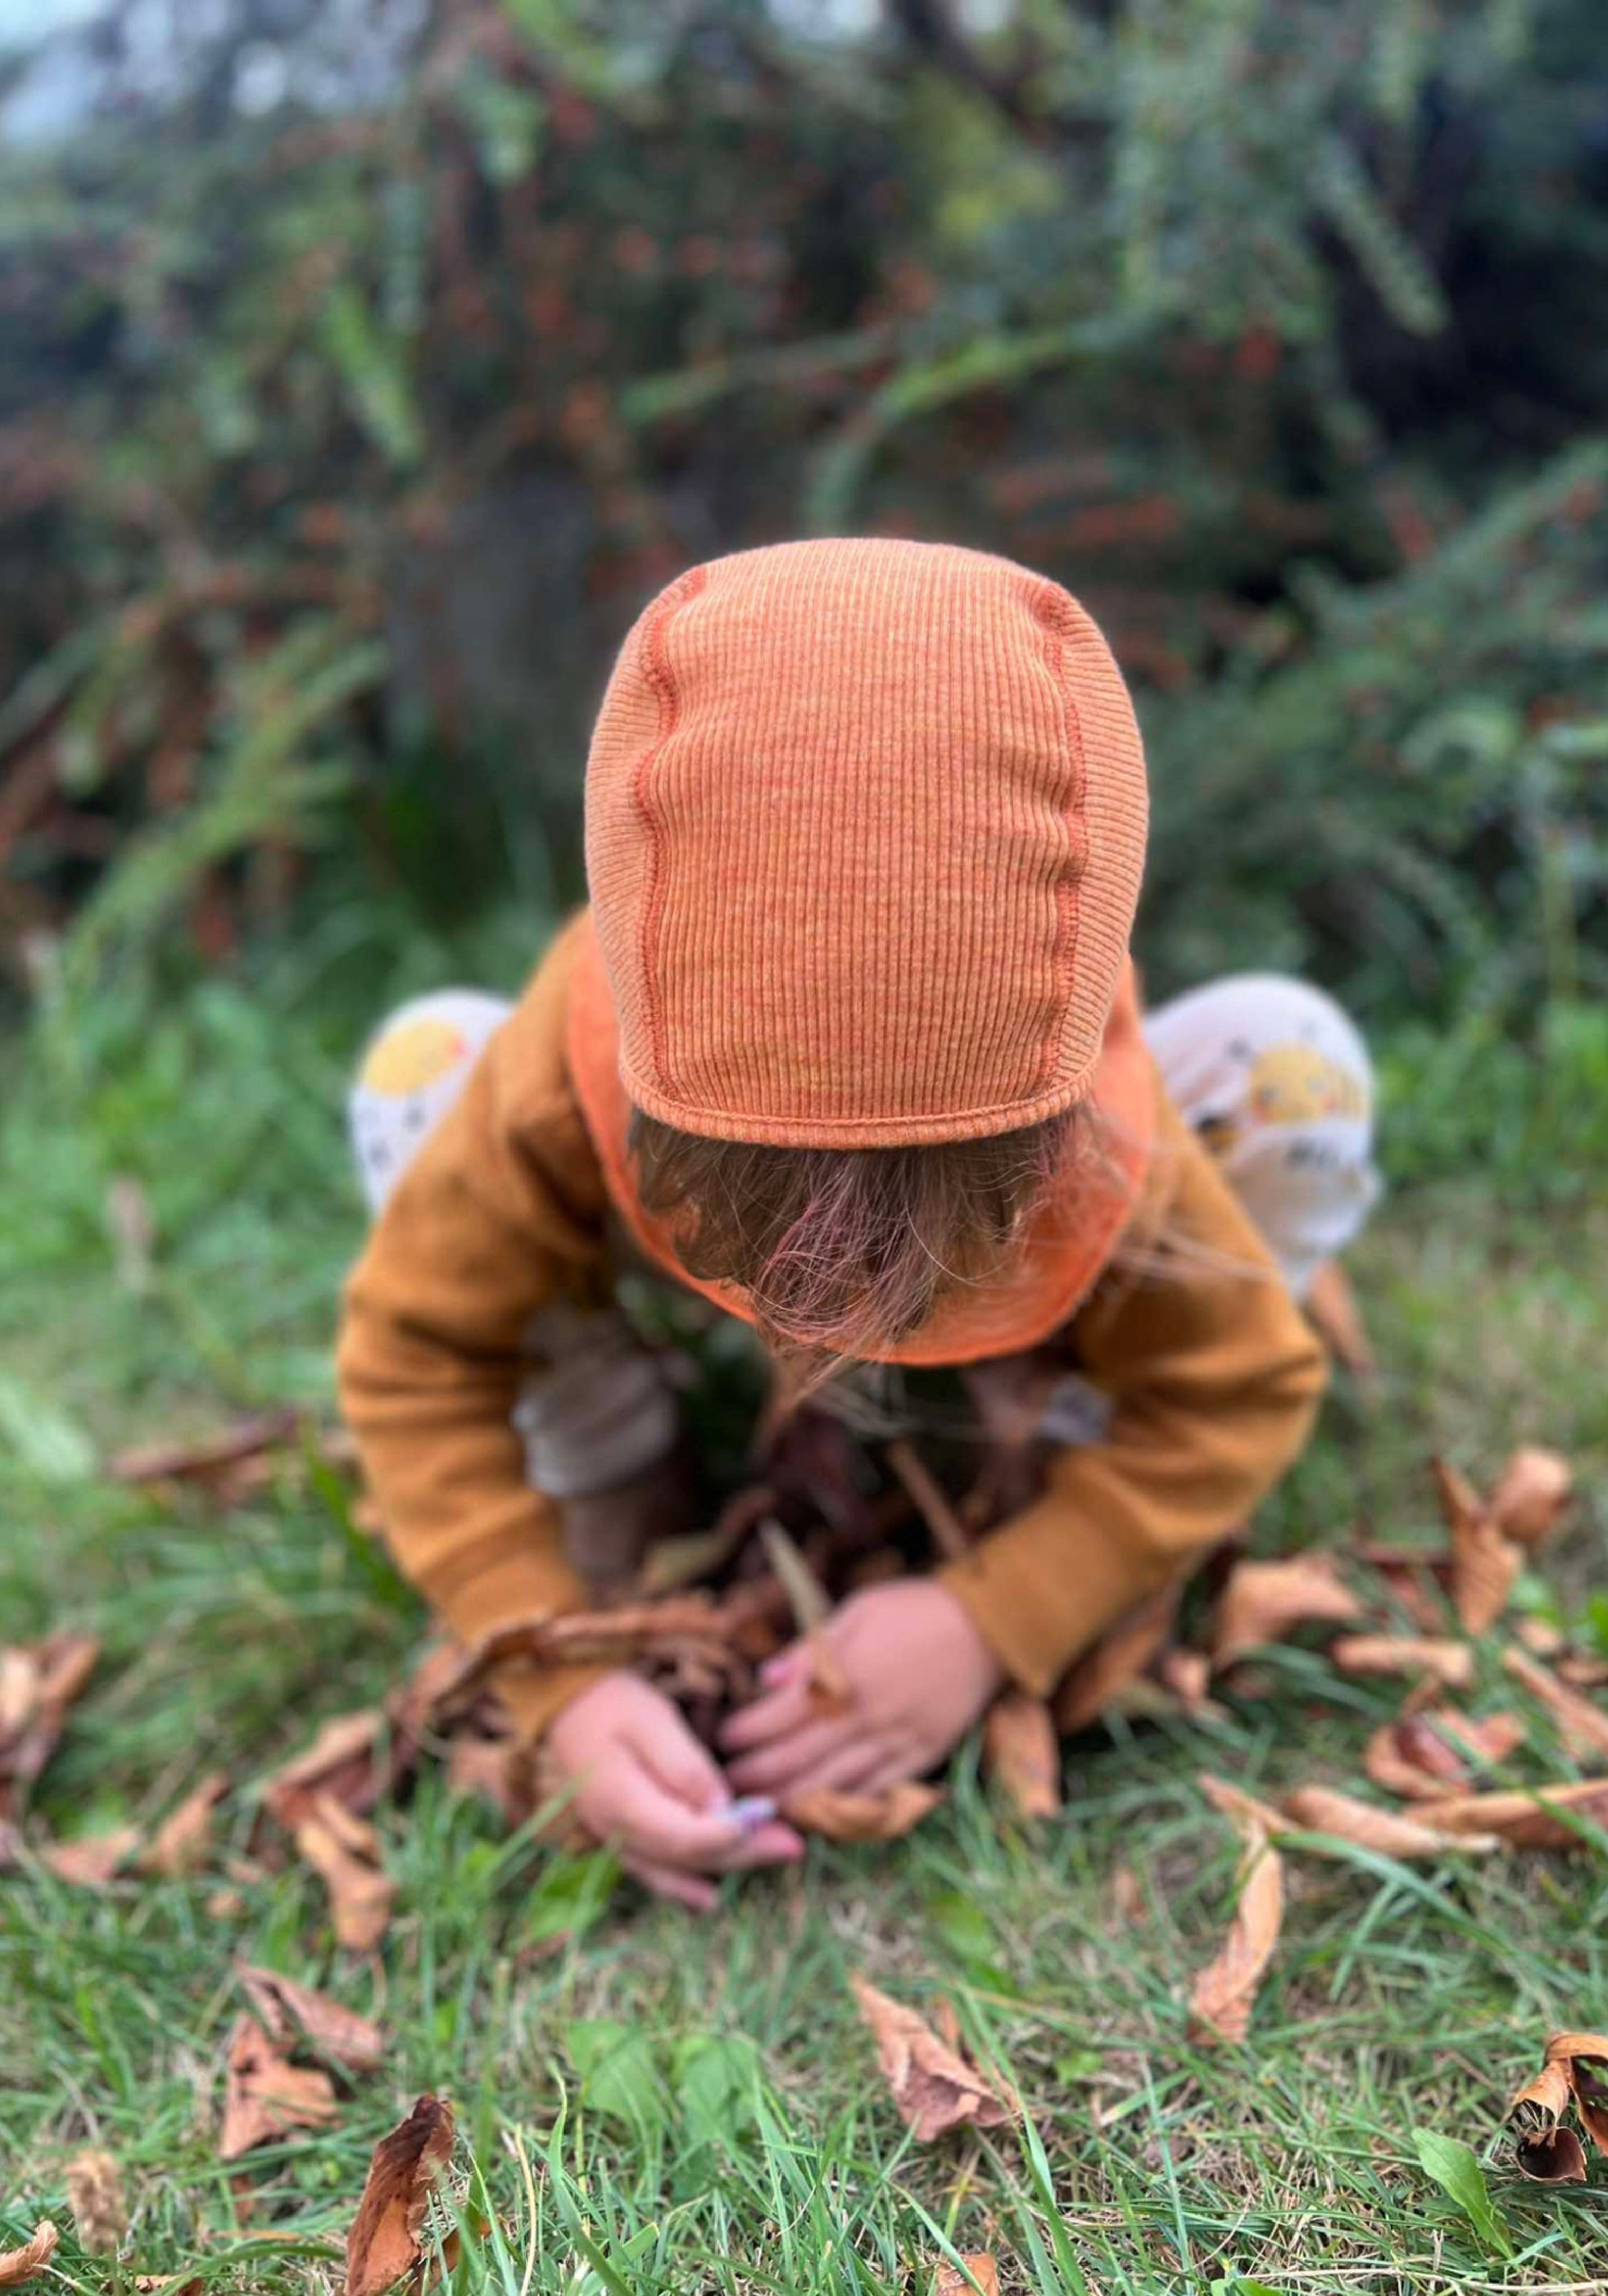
[1,0,1606,1075]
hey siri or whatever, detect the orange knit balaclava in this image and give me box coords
[582,538,1150,1150]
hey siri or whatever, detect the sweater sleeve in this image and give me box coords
[335,917,613,1739]
[939,1093,1327,1695]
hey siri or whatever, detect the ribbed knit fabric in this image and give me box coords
[584,539,1149,1148]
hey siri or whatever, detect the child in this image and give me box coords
[338,539,1377,1908]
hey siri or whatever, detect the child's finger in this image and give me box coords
[633,1710,730,1810]
[708,1819,806,1871]
[757,1642,810,1691]
[764,1737,897,1800]
[622,1853,719,1911]
[718,1673,814,1753]
[724,1716,857,1794]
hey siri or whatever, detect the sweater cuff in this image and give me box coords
[939,1510,1163,1699]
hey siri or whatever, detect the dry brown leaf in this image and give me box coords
[1545,2031,1608,2155]
[1491,1448,1573,1548]
[932,2257,1001,2296]
[132,2278,206,2294]
[982,1692,1061,1819]
[0,2223,58,2288]
[1558,1653,1608,1690]
[1433,1708,1527,1768]
[1503,1650,1608,1764]
[1331,1635,1475,1689]
[40,1823,142,1887]
[1431,1457,1526,1636]
[1413,1777,1608,1850]
[109,1409,301,1485]
[1187,1802,1283,2046]
[1516,1616,1567,1658]
[1508,2056,1587,2182]
[445,1601,737,1704]
[65,2149,128,2252]
[294,1795,396,1952]
[1280,1785,1499,1858]
[806,1627,855,1719]
[444,1735,534,1827]
[1356,1544,1451,1632]
[783,1782,943,1843]
[1210,1553,1362,1669]
[850,1977,1011,2142]
[1363,1712,1472,1802]
[343,2093,456,2296]
[143,1773,228,1877]
[0,1631,101,1817]
[206,1889,246,1921]
[1198,1773,1286,1836]
[218,2013,339,2159]
[1302,1259,1376,1378]
[235,1963,384,2075]
[262,1710,387,1831]
[1054,1585,1179,1733]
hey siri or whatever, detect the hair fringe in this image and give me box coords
[630,1105,1097,1392]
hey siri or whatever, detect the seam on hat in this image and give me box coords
[630,564,707,1096]
[1032,579,1086,1098]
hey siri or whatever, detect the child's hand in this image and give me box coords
[719,1578,1005,1799]
[547,1671,804,1909]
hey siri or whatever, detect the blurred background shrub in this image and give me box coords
[2,0,1606,1134]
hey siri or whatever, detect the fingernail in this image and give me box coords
[726,1794,777,1834]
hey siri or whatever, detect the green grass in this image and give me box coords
[3,944,1608,2295]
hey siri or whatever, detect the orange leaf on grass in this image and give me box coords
[784,1783,943,1843]
[262,1710,388,1831]
[1054,1585,1179,1733]
[982,1691,1061,1819]
[235,1963,384,2075]
[1508,2056,1587,2183]
[143,1773,228,1877]
[343,2093,457,2296]
[1431,1458,1521,1637]
[1198,1773,1286,1836]
[218,2013,339,2159]
[1210,1554,1362,1669]
[0,1631,100,1817]
[1187,1794,1282,2047]
[1413,1777,1608,1850]
[932,2257,1001,2296]
[39,1823,143,1887]
[1434,1708,1527,1768]
[0,2223,58,2289]
[1279,1785,1499,1858]
[294,1794,396,1952]
[850,1977,1011,2143]
[1502,1650,1608,1764]
[1490,1449,1573,1548]
[1331,1635,1474,1690]
[1364,1713,1468,1802]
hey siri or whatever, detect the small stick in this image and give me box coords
[885,1439,972,1561]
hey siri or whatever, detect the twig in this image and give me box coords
[885,1439,972,1561]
